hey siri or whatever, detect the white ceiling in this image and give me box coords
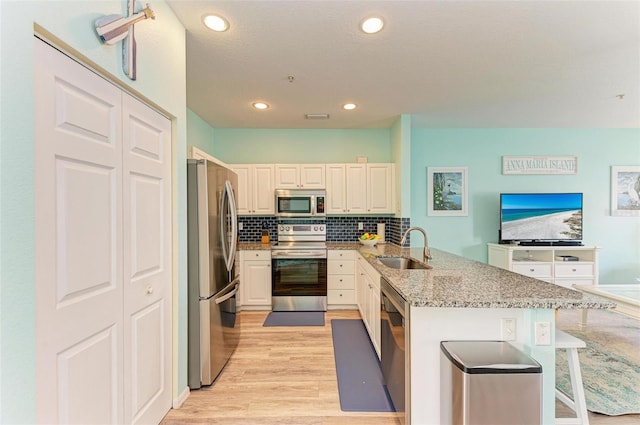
[166,0,640,129]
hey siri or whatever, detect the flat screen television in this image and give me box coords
[499,193,583,245]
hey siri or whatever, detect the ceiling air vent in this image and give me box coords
[305,113,330,120]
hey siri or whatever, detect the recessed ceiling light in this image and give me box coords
[203,14,230,32]
[360,17,384,34]
[343,103,357,110]
[252,102,269,110]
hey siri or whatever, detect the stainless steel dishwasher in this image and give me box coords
[380,277,409,424]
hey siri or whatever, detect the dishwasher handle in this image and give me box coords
[380,278,406,317]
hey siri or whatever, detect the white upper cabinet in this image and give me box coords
[366,163,395,214]
[275,164,325,188]
[347,164,368,214]
[326,163,394,214]
[325,164,347,214]
[230,164,275,215]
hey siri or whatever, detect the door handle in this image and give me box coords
[215,283,239,305]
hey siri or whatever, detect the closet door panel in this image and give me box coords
[122,94,172,425]
[35,38,124,424]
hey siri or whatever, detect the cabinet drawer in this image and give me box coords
[328,250,356,260]
[555,278,594,289]
[244,250,271,261]
[328,289,355,305]
[328,274,355,289]
[555,263,594,277]
[512,263,553,278]
[328,261,355,275]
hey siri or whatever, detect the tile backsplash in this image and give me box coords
[237,216,411,245]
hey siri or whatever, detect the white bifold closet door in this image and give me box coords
[34,38,171,424]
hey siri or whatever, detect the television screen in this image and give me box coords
[500,193,583,243]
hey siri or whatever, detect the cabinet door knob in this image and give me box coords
[529,268,535,272]
[145,285,154,295]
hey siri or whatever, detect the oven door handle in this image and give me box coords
[272,251,327,259]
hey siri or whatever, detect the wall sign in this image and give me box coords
[502,156,578,175]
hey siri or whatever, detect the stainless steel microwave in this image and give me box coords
[275,189,326,218]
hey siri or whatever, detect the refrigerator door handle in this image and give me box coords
[214,281,239,305]
[221,179,238,272]
[226,179,238,268]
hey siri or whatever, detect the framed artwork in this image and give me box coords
[611,166,640,216]
[427,167,468,216]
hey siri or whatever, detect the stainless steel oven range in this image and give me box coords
[271,224,327,311]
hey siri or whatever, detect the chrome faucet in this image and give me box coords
[400,226,432,261]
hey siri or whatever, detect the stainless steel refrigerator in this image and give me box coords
[187,159,240,389]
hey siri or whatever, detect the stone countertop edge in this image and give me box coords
[238,242,616,310]
[238,242,274,250]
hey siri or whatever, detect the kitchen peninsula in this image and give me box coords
[239,242,614,424]
[330,243,614,425]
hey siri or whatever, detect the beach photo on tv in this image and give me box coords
[501,193,583,240]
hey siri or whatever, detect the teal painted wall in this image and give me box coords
[187,109,215,154]
[192,117,640,282]
[209,128,392,163]
[391,115,412,217]
[0,1,188,422]
[409,128,640,283]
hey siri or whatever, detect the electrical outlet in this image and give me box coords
[501,318,516,341]
[238,222,243,231]
[535,322,551,345]
[358,222,364,230]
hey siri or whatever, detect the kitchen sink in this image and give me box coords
[378,256,432,270]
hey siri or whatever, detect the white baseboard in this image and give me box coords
[173,386,190,409]
[239,305,272,311]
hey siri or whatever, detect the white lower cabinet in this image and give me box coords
[240,250,272,310]
[327,250,357,308]
[356,253,381,358]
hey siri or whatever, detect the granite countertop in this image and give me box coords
[239,242,273,250]
[331,243,615,310]
[239,242,615,310]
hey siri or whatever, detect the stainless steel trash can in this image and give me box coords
[440,341,542,425]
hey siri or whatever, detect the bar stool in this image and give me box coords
[556,329,590,425]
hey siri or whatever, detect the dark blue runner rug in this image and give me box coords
[263,311,325,326]
[331,319,395,412]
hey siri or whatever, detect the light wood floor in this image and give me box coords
[162,310,638,425]
[162,310,400,425]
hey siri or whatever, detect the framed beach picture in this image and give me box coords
[427,167,468,216]
[611,166,640,216]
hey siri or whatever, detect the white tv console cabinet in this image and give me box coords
[487,243,600,288]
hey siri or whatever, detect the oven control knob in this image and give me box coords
[279,225,284,231]
[320,226,324,231]
[313,226,318,231]
[285,226,290,231]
